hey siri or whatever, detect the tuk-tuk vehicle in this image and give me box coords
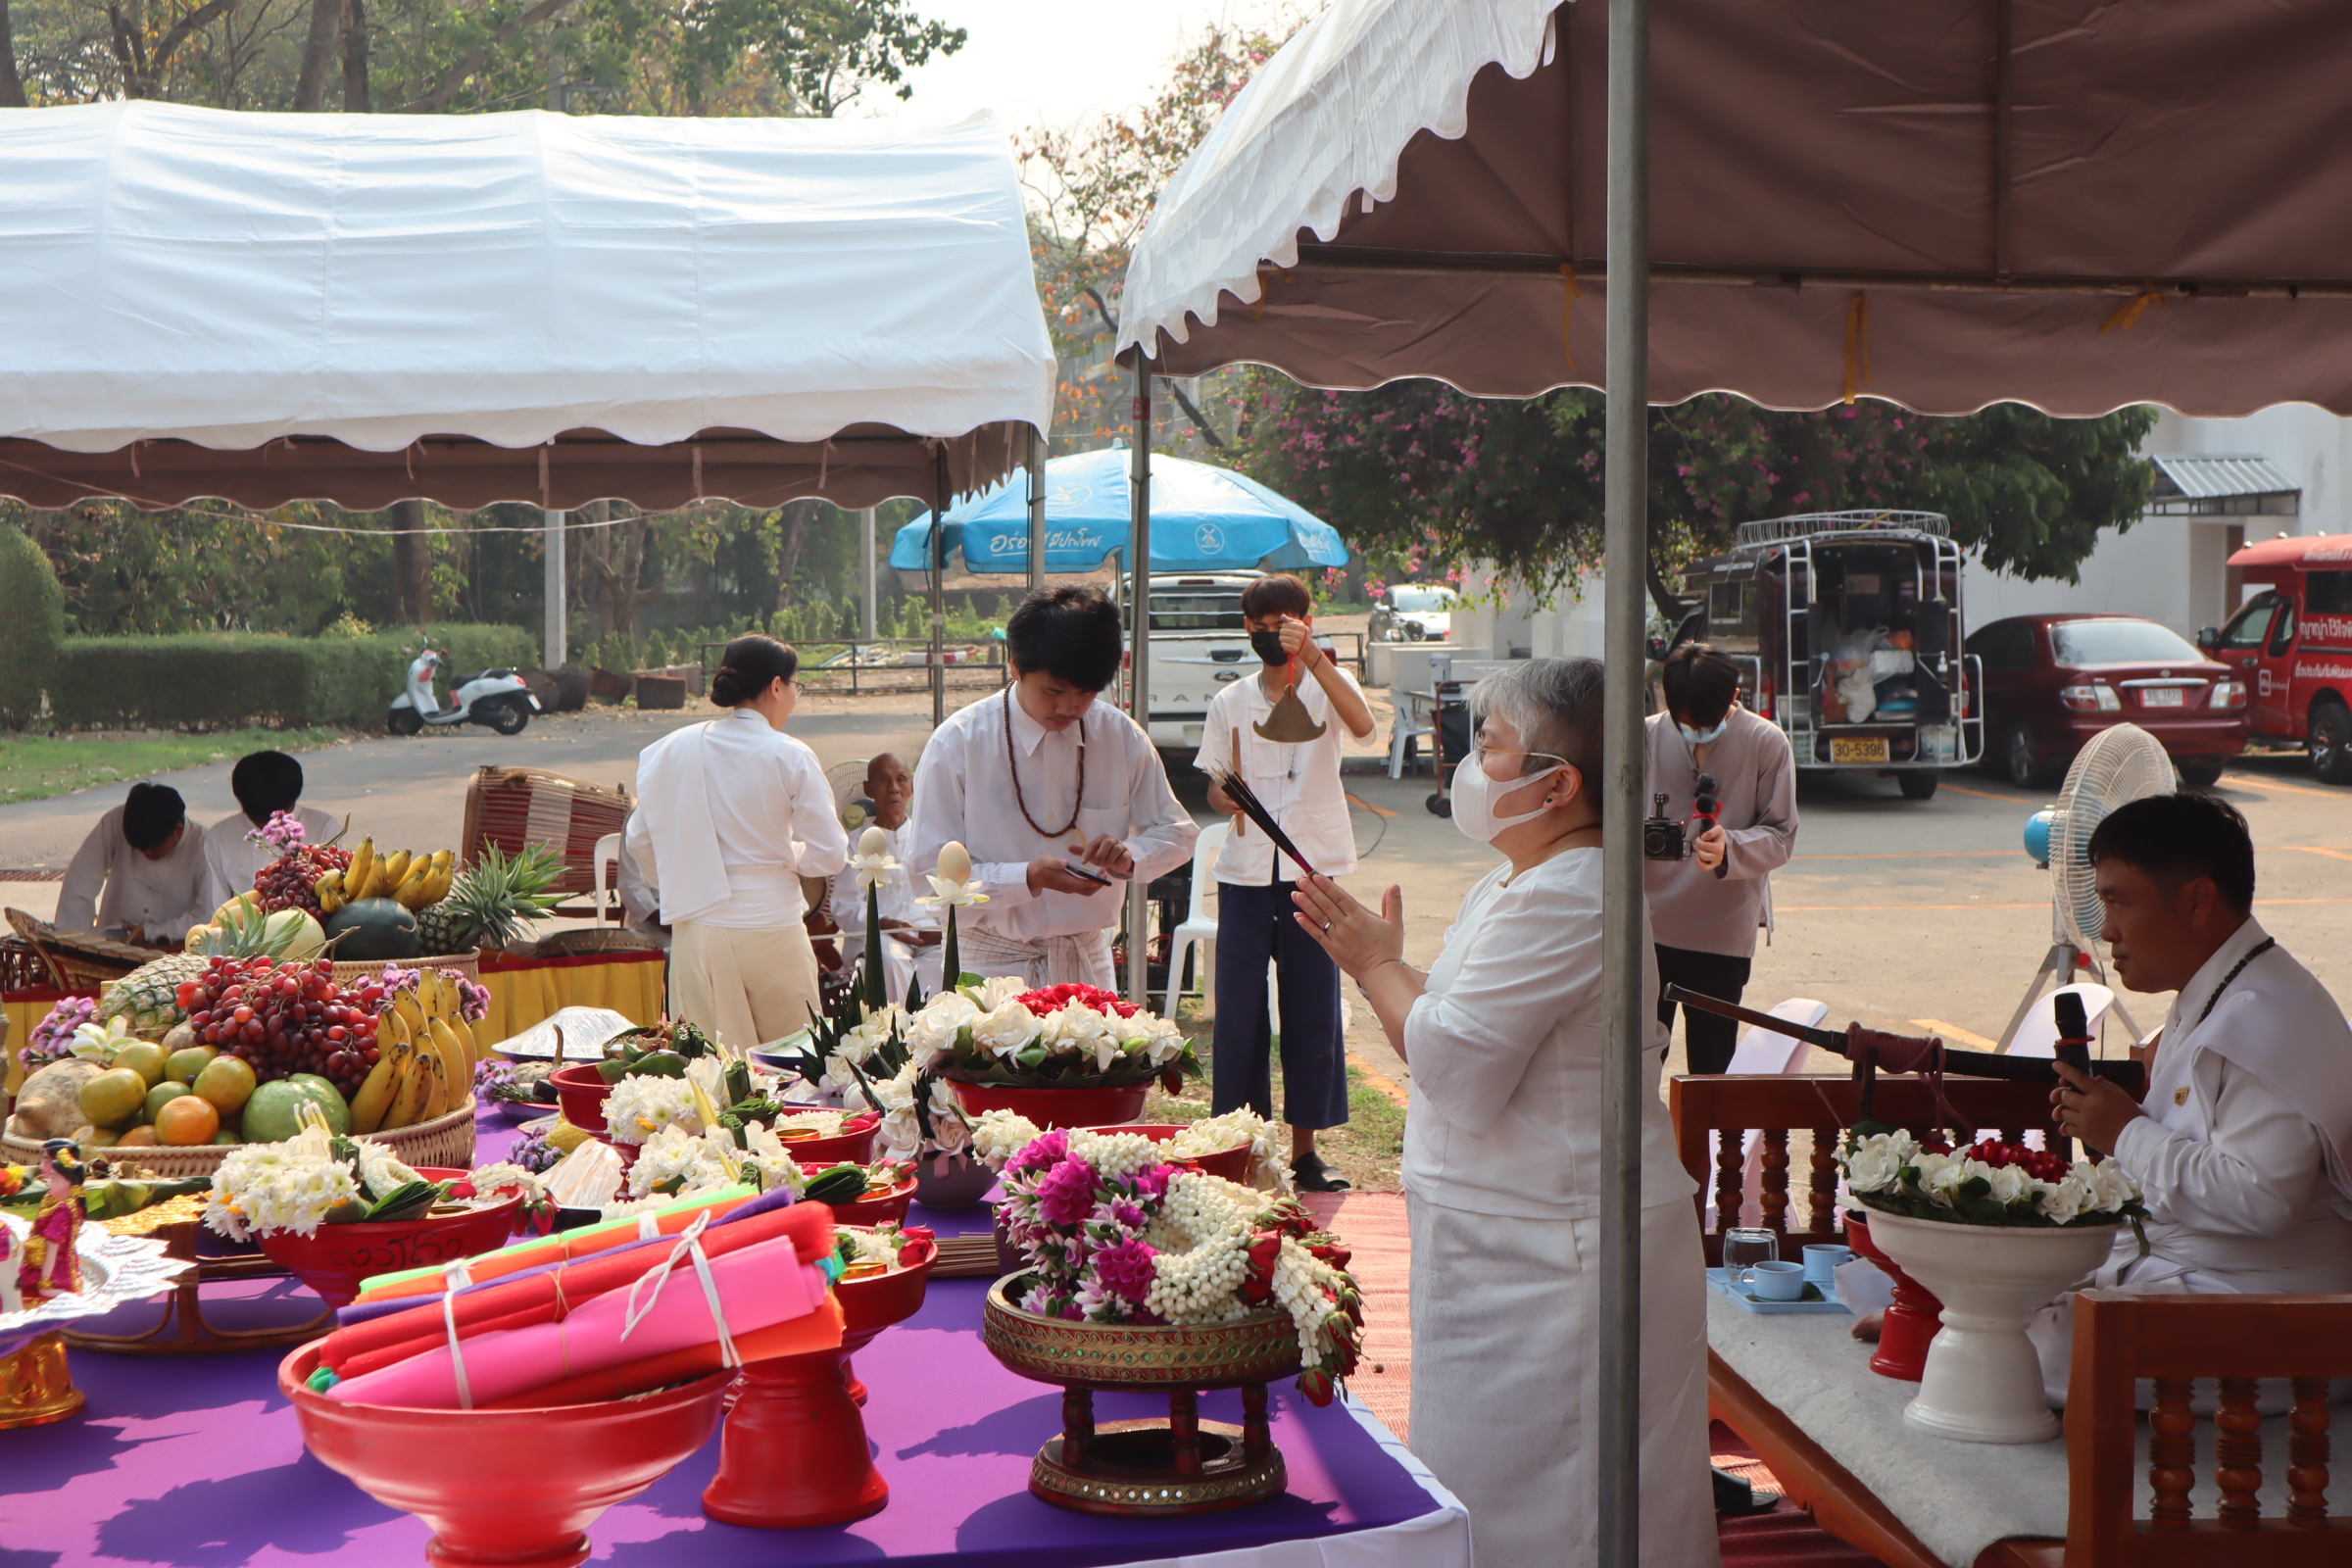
[2202,531,2352,783]
[1671,510,1982,800]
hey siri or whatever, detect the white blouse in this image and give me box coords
[624,709,849,929]
[57,806,212,942]
[1403,846,1695,1222]
[1195,664,1364,885]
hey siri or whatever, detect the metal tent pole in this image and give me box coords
[543,508,566,668]
[931,449,949,729]
[1125,365,1152,1005]
[1027,424,1048,594]
[860,506,878,643]
[1598,2,1651,1566]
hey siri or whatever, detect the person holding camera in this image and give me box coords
[1645,643,1797,1074]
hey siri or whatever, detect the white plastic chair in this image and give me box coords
[2006,982,2116,1059]
[1704,997,1831,1231]
[1161,822,1230,1016]
[592,831,623,925]
[1386,696,1434,779]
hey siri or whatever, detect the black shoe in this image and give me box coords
[1292,1152,1352,1193]
[1712,1465,1778,1517]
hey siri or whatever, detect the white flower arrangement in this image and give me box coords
[970,1107,1288,1192]
[906,980,1200,1088]
[205,1128,363,1241]
[606,1074,704,1147]
[866,1060,974,1162]
[1838,1128,2147,1239]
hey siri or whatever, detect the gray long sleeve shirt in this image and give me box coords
[1642,706,1797,958]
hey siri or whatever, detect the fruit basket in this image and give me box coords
[254,1165,522,1307]
[0,1101,477,1183]
[329,949,479,988]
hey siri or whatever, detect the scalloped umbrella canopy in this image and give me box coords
[891,447,1349,575]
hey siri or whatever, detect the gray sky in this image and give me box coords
[863,0,1298,136]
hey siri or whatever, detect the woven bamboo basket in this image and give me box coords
[6,907,154,990]
[0,1098,478,1181]
[328,949,481,987]
[460,765,632,898]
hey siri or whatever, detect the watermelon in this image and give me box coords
[243,1074,352,1142]
[322,898,422,961]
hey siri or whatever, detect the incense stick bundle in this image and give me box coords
[1211,769,1320,878]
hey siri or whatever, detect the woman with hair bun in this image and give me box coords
[623,634,850,1049]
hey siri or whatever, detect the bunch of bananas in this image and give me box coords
[349,971,482,1134]
[318,842,455,915]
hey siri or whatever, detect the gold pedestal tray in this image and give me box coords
[0,1332,84,1429]
[982,1276,1300,1517]
[64,1213,333,1356]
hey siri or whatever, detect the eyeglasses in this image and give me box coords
[1470,745,1567,772]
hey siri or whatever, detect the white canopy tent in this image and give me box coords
[1113,1,2352,1562]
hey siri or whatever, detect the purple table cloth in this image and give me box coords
[0,1109,1457,1568]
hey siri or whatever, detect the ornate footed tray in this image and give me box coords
[982,1274,1300,1517]
[2,1211,193,1427]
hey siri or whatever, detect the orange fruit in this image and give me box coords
[116,1126,159,1148]
[156,1095,221,1147]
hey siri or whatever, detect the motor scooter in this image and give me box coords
[387,638,539,736]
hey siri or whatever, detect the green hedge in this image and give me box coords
[0,524,64,728]
[52,626,541,729]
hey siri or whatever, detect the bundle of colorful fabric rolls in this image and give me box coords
[304,1184,843,1409]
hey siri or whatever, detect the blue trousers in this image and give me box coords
[1210,880,1349,1130]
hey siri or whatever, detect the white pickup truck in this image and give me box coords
[1122,571,1263,752]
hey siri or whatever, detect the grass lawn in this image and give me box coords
[0,728,348,805]
[1144,1004,1407,1192]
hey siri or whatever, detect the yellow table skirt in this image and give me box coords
[4,950,665,1098]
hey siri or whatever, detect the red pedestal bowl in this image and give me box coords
[825,1174,917,1229]
[279,1340,729,1568]
[701,1234,936,1529]
[1845,1209,1943,1382]
[774,1115,880,1169]
[1084,1123,1253,1183]
[950,1081,1150,1130]
[256,1170,522,1308]
[549,1065,613,1135]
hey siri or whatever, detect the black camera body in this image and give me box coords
[1642,775,1723,864]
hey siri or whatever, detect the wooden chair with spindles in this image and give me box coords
[1670,1074,2067,1265]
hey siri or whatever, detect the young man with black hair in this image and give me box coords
[1643,642,1798,1073]
[200,750,342,912]
[2031,791,2352,1403]
[1200,573,1376,1192]
[907,585,1198,988]
[57,782,210,947]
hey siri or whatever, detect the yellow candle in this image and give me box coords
[938,840,972,883]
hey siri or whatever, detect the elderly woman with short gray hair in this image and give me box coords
[1291,657,1718,1568]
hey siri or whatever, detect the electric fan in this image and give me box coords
[827,759,876,833]
[1997,723,2175,1050]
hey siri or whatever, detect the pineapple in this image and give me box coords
[101,954,209,1034]
[416,841,564,955]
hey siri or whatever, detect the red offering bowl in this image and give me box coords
[702,1233,936,1529]
[950,1081,1150,1130]
[1085,1123,1252,1183]
[549,1064,613,1134]
[281,1341,729,1568]
[825,1174,917,1230]
[772,1114,880,1168]
[256,1170,522,1308]
[1845,1209,1943,1382]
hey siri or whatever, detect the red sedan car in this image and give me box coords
[1965,613,2248,788]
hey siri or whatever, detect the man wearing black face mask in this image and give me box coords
[1199,573,1376,1191]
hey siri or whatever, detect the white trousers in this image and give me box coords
[1407,1195,1722,1568]
[956,924,1115,990]
[670,921,822,1052]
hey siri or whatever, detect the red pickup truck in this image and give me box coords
[2200,532,2352,784]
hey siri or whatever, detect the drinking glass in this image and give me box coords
[1722,1227,1780,1286]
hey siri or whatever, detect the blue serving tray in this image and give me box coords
[1705,1267,1851,1315]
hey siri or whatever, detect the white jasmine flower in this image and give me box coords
[605,1074,703,1147]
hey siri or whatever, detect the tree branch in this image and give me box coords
[1645,552,1694,629]
[398,0,578,112]
[1164,379,1228,451]
[146,0,238,91]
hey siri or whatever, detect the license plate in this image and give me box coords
[2139,687,2184,708]
[1832,736,1890,764]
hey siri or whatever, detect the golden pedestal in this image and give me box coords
[0,1331,85,1429]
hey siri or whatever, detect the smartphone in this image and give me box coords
[1064,861,1114,887]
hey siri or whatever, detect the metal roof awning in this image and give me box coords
[2148,454,2300,515]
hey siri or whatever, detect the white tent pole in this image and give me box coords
[1027,423,1048,593]
[931,449,950,728]
[1125,365,1152,1004]
[1599,1,1650,1565]
[543,508,566,668]
[860,506,878,643]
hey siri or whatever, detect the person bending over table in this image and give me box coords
[1290,657,1720,1568]
[57,782,210,947]
[200,750,341,913]
[906,586,1197,989]
[2035,791,2352,1405]
[625,635,849,1050]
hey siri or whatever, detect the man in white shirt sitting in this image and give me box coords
[1200,573,1375,1192]
[828,753,937,1004]
[2035,791,2352,1401]
[57,782,210,947]
[200,751,342,912]
[908,586,1198,990]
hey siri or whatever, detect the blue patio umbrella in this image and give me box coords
[891,447,1349,575]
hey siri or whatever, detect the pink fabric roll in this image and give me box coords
[326,1235,826,1409]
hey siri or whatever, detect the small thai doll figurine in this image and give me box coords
[16,1141,87,1306]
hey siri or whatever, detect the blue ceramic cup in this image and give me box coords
[1802,1245,1855,1284]
[1747,1260,1808,1301]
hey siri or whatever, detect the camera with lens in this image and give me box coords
[1642,774,1723,863]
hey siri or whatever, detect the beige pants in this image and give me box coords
[670,921,822,1051]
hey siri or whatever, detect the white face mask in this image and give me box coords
[1451,750,1567,844]
[1679,717,1728,747]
